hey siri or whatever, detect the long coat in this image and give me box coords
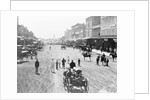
[35,61,39,68]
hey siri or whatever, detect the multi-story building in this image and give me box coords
[85,16,101,49]
[71,23,86,40]
[86,16,101,38]
[100,16,117,38]
[100,16,117,52]
[85,16,117,52]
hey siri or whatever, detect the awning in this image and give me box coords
[17,45,22,47]
[113,39,117,42]
[82,37,99,40]
[100,35,117,39]
[21,51,28,53]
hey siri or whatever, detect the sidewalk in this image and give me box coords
[92,49,110,56]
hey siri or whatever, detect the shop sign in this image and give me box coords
[104,39,108,41]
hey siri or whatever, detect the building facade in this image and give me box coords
[71,23,86,40]
[64,29,72,41]
[85,16,117,52]
[100,16,117,52]
[86,16,101,38]
[85,16,101,49]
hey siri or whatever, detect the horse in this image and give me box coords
[101,55,109,66]
[109,52,117,61]
[82,52,91,61]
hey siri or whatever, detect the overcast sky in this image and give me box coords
[19,16,87,39]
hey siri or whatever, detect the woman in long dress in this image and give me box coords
[58,59,61,68]
[51,59,55,73]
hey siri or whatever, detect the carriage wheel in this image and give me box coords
[67,85,72,93]
[63,78,67,91]
[84,79,89,93]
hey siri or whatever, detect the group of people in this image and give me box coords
[35,53,109,75]
[51,58,65,73]
[63,64,84,87]
[51,57,81,74]
[96,53,109,66]
[34,56,81,75]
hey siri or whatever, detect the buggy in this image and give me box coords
[63,68,89,93]
[61,45,66,49]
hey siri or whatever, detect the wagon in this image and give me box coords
[63,70,89,93]
[61,45,66,49]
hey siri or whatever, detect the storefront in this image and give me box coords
[101,38,117,53]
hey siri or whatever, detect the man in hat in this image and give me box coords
[62,58,66,69]
[51,59,55,73]
[35,59,40,75]
[70,60,76,69]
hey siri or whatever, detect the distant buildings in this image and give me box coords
[71,23,86,40]
[63,23,86,41]
[61,16,117,52]
[64,29,72,41]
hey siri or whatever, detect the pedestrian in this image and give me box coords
[105,57,109,67]
[62,58,66,69]
[35,59,40,75]
[56,59,59,70]
[70,60,76,69]
[58,59,61,68]
[30,51,33,60]
[35,51,37,59]
[67,56,70,64]
[78,58,81,67]
[51,59,55,73]
[96,55,100,65]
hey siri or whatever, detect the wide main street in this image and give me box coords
[17,45,117,93]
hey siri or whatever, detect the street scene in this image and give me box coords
[17,16,117,93]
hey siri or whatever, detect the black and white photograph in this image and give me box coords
[17,16,117,93]
[1,0,149,99]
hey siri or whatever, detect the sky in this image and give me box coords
[19,16,88,39]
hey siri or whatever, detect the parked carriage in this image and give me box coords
[61,45,66,49]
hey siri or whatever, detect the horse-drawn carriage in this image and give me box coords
[82,51,92,61]
[63,68,89,93]
[101,54,109,66]
[61,45,66,50]
[17,45,38,61]
[109,52,117,61]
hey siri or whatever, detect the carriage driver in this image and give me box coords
[72,67,83,80]
[75,68,82,78]
[70,60,76,69]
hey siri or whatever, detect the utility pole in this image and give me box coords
[17,16,19,26]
